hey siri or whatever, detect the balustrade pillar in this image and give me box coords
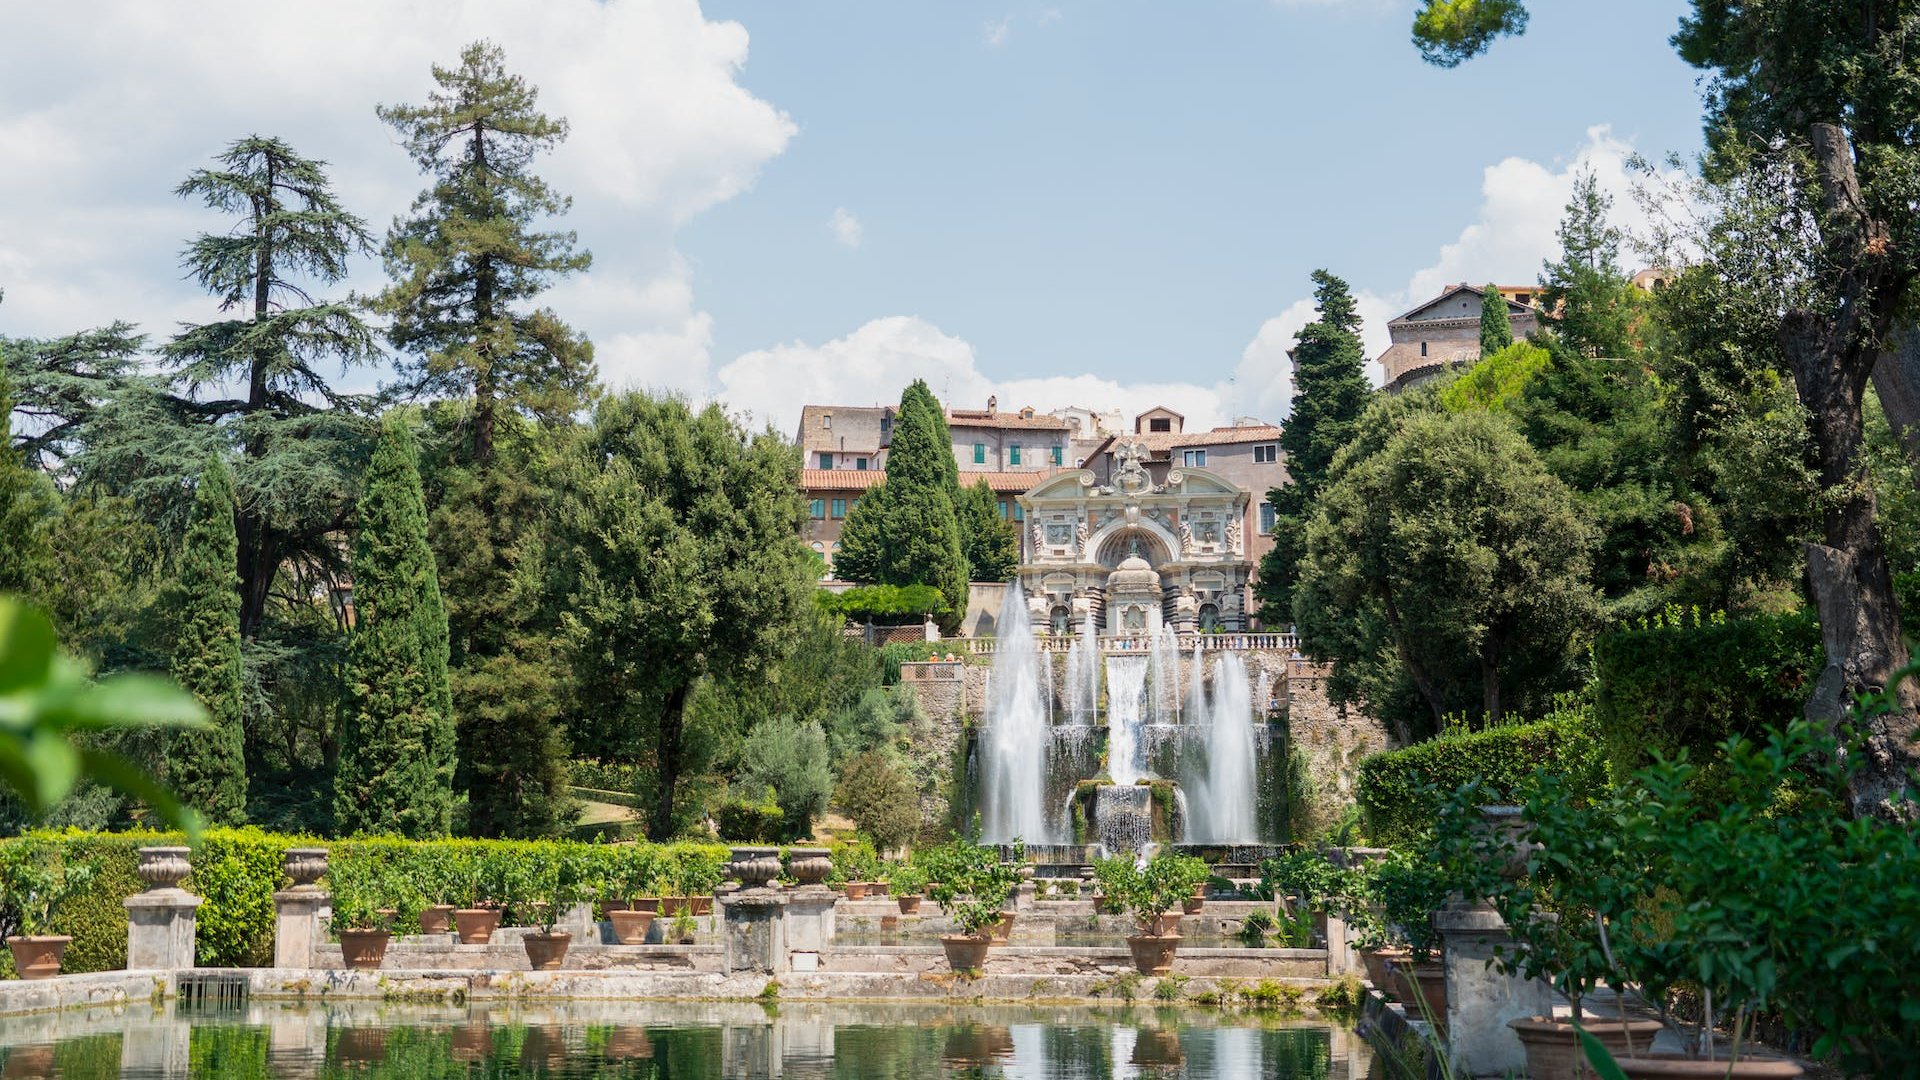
[123,847,200,971]
[719,847,788,975]
[274,848,330,969]
[782,847,835,972]
[1438,806,1552,1078]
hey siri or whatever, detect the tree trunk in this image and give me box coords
[649,682,691,841]
[237,158,277,638]
[470,125,496,467]
[1479,641,1503,728]
[1873,327,1920,475]
[1382,592,1444,740]
[1782,123,1919,819]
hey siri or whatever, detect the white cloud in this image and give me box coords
[985,17,1014,47]
[828,207,864,248]
[0,0,794,395]
[1230,125,1680,413]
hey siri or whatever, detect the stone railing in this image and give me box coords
[960,632,1297,656]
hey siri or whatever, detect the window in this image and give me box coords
[880,416,892,436]
[1012,503,1025,522]
[998,501,1011,519]
[1515,292,1530,305]
[809,499,826,520]
[1254,443,1278,464]
[1259,503,1276,534]
[855,457,868,471]
[1419,342,1428,357]
[1010,444,1022,466]
[819,452,835,470]
[1183,449,1207,468]
[1150,417,1171,432]
[1050,445,1063,465]
[822,414,832,429]
[830,498,847,519]
[973,443,986,465]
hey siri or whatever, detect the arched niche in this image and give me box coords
[1091,522,1178,568]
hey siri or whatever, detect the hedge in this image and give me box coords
[0,829,730,978]
[1592,609,1820,788]
[1355,709,1606,846]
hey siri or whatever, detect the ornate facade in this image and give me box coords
[1018,438,1254,634]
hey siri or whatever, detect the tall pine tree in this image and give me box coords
[333,413,454,837]
[1478,282,1514,355]
[1538,170,1637,359]
[167,455,248,824]
[376,40,595,466]
[1254,271,1372,619]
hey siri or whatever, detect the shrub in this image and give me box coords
[878,641,944,685]
[1092,851,1209,933]
[714,791,784,843]
[1592,608,1820,788]
[918,839,1019,937]
[738,717,832,841]
[833,751,919,853]
[817,584,944,624]
[1354,706,1605,846]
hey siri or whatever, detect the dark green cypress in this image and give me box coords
[166,455,248,824]
[333,413,455,837]
[1479,282,1515,356]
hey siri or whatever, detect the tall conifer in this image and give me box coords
[1479,282,1515,355]
[167,455,248,824]
[1254,271,1371,619]
[333,414,454,837]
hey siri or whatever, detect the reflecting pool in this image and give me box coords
[0,999,1375,1078]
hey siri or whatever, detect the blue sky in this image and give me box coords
[1,0,1704,432]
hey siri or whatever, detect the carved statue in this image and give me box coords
[1224,517,1242,553]
[1111,438,1155,496]
[1176,519,1194,549]
[1075,519,1089,550]
[1030,521,1046,553]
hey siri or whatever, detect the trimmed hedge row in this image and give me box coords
[1355,710,1606,846]
[1592,609,1820,787]
[0,829,729,978]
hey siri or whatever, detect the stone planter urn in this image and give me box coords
[283,848,328,890]
[338,929,390,970]
[522,931,572,970]
[5,936,70,980]
[1509,1017,1666,1080]
[453,908,501,945]
[137,847,192,891]
[608,909,655,944]
[728,846,783,891]
[940,934,992,972]
[787,848,832,887]
[1126,934,1181,975]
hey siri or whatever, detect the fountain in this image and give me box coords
[1104,656,1148,786]
[1094,785,1153,856]
[1186,651,1259,843]
[1064,614,1099,726]
[1146,625,1181,725]
[979,583,1055,843]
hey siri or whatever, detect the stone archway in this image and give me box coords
[1092,523,1177,568]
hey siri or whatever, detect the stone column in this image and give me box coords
[1323,910,1362,978]
[274,848,330,969]
[782,848,834,973]
[720,847,788,975]
[1437,806,1552,1078]
[124,847,201,971]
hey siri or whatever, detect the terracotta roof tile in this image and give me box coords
[800,468,1067,493]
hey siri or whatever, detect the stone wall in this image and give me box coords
[1283,656,1390,830]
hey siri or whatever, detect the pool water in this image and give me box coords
[0,999,1375,1078]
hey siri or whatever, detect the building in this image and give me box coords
[1373,283,1540,392]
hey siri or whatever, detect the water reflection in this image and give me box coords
[0,999,1372,1078]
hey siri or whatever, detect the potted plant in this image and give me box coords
[922,840,1020,972]
[1097,851,1210,975]
[607,845,661,944]
[407,850,458,936]
[0,840,93,979]
[1367,849,1450,1026]
[327,860,392,971]
[889,862,928,915]
[667,908,698,945]
[833,837,883,900]
[522,848,589,970]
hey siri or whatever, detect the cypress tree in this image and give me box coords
[1479,282,1514,356]
[166,455,248,824]
[1254,270,1372,619]
[333,413,454,837]
[0,367,57,597]
[956,477,1020,583]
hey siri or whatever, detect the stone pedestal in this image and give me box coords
[119,1016,192,1077]
[1323,911,1362,977]
[275,847,330,970]
[1435,903,1552,1078]
[720,889,788,975]
[124,847,201,970]
[784,887,836,972]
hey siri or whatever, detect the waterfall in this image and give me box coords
[1187,652,1259,842]
[980,583,1055,844]
[1185,642,1206,722]
[1147,625,1181,724]
[1094,785,1153,856]
[1104,656,1148,785]
[1064,613,1099,726]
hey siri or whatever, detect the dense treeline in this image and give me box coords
[0,41,919,848]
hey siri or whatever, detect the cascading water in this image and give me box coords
[1094,784,1153,856]
[1147,625,1182,724]
[1104,656,1149,785]
[1064,614,1100,726]
[1187,651,1259,842]
[980,583,1055,844]
[1185,642,1206,722]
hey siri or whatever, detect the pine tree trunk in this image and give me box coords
[649,682,692,840]
[238,159,277,638]
[1480,642,1503,728]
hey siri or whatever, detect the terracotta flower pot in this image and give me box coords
[1615,1054,1804,1078]
[523,930,572,971]
[941,934,992,972]
[1510,1017,1667,1080]
[990,911,1016,942]
[870,881,889,896]
[338,929,391,971]
[1360,947,1408,992]
[3,1045,55,1077]
[690,896,713,916]
[845,882,870,900]
[896,895,923,915]
[1126,933,1181,975]
[5,936,69,980]
[1149,911,1182,937]
[334,1026,387,1063]
[451,1024,491,1062]
[660,896,689,917]
[453,908,501,945]
[631,898,661,914]
[600,898,631,915]
[608,909,656,945]
[1181,896,1204,915]
[418,905,456,935]
[1130,1028,1185,1067]
[1389,962,1448,1027]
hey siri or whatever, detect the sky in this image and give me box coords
[0,0,1706,435]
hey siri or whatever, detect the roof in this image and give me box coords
[801,468,1066,493]
[1085,425,1284,456]
[1389,283,1534,326]
[944,410,1072,431]
[1136,405,1186,419]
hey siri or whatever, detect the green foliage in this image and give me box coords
[191,828,289,965]
[833,750,920,852]
[918,839,1019,936]
[332,413,455,838]
[325,856,389,932]
[1256,270,1371,618]
[738,717,832,842]
[0,838,95,936]
[884,860,927,897]
[830,836,885,885]
[1410,0,1528,68]
[1537,171,1639,360]
[1592,608,1820,790]
[1477,282,1514,356]
[1355,706,1605,846]
[954,477,1019,583]
[1363,849,1450,963]
[817,584,945,623]
[714,791,784,843]
[375,40,595,465]
[879,641,945,685]
[1439,340,1548,414]
[166,455,247,825]
[1257,850,1349,913]
[1237,908,1278,948]
[1091,850,1210,932]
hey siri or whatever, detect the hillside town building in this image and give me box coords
[1374,282,1539,391]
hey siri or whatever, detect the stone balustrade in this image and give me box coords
[960,632,1298,655]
